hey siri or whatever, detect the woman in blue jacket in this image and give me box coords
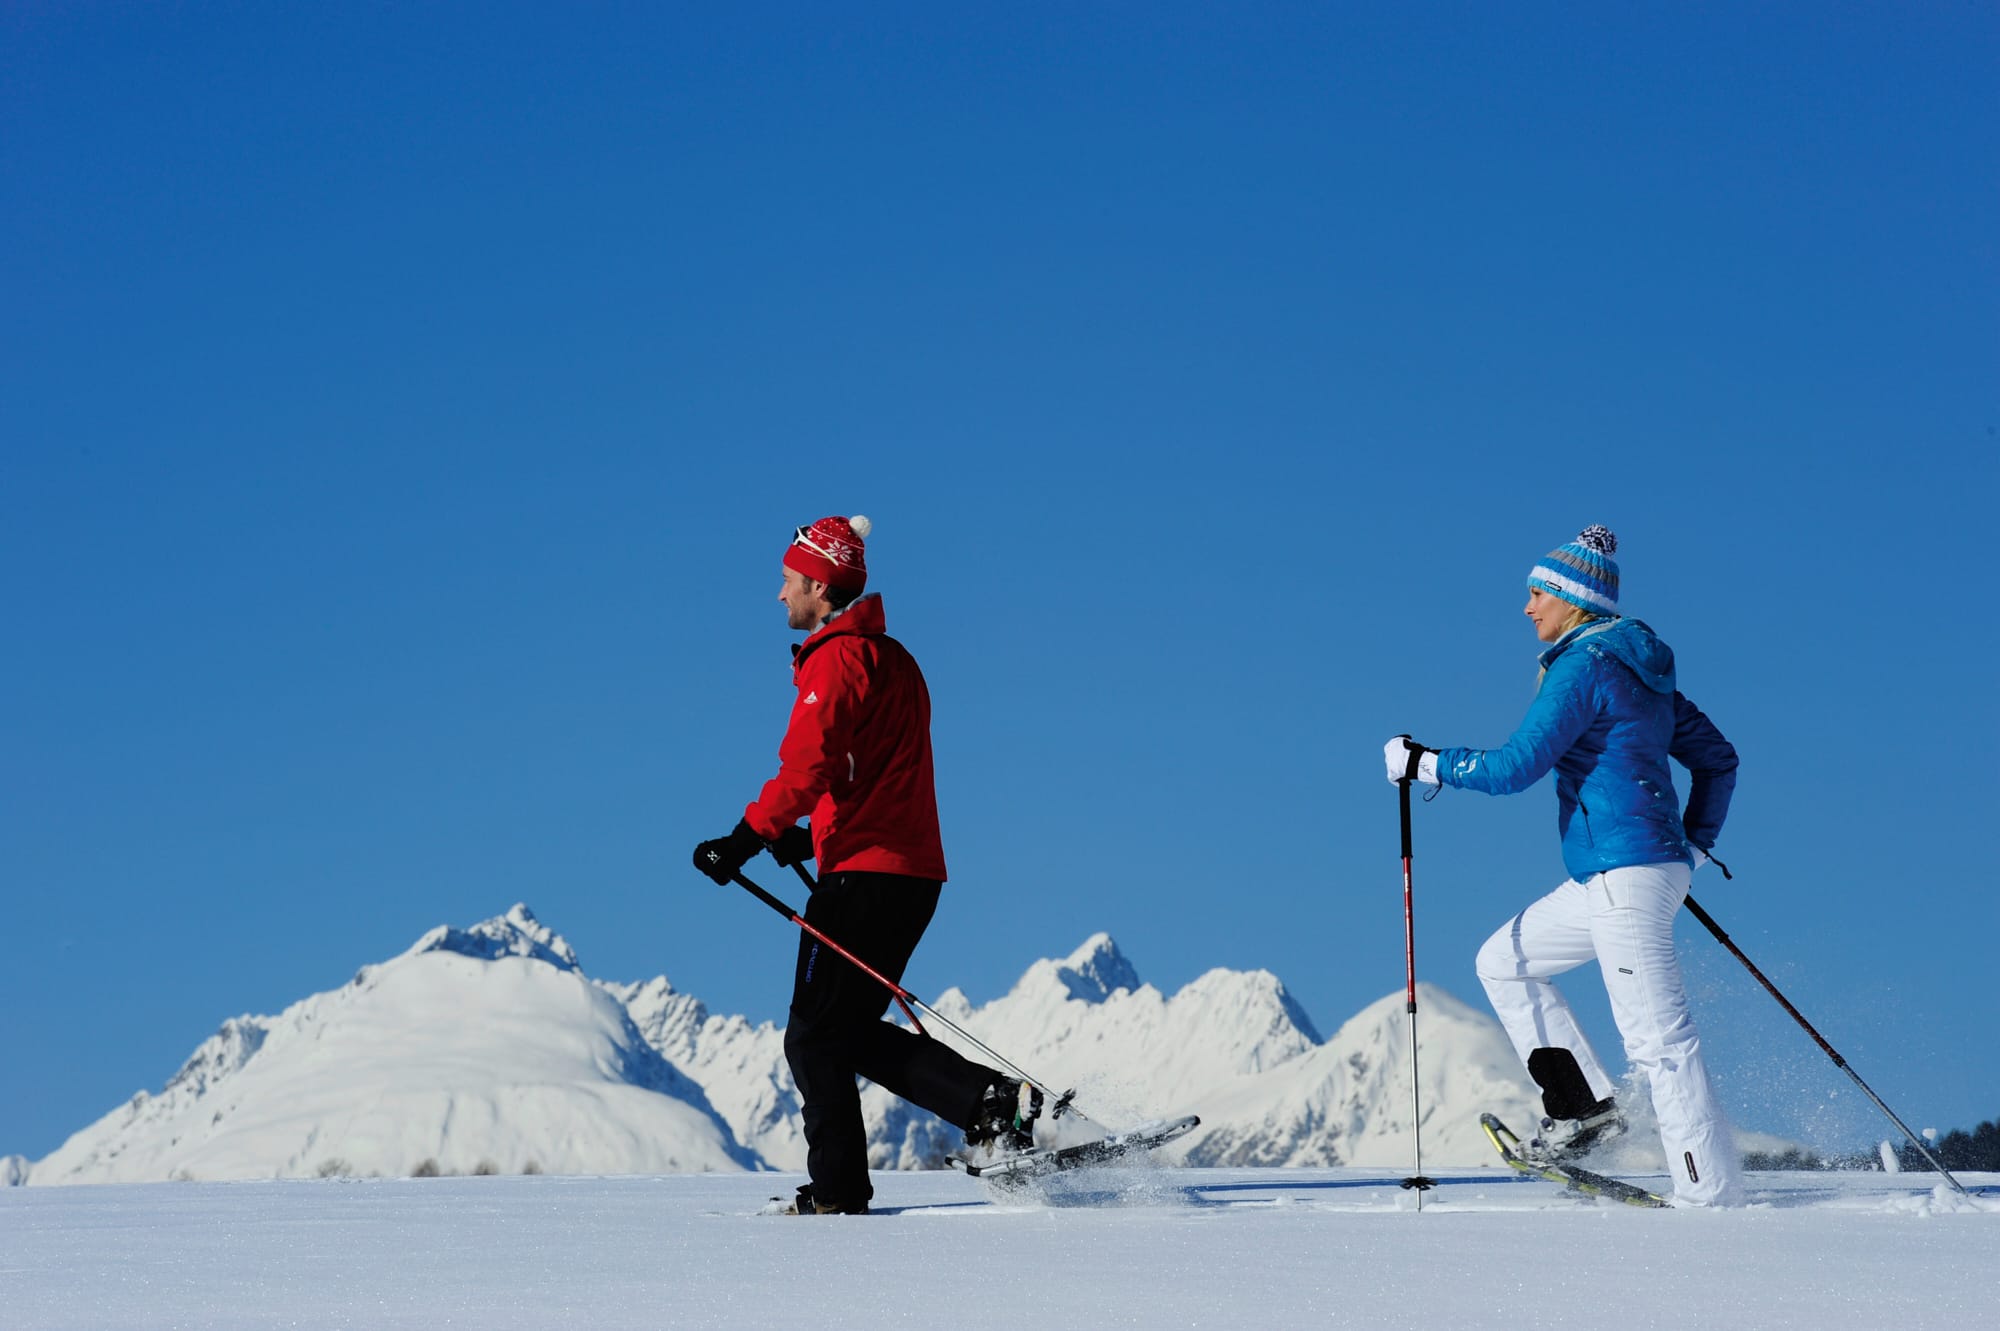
[1385,526,1743,1206]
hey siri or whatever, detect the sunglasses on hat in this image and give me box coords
[793,525,842,563]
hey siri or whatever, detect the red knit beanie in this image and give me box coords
[784,515,871,591]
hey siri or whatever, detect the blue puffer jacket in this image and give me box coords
[1436,618,1738,881]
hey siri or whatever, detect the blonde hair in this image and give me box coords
[1554,602,1597,637]
[1536,603,1604,686]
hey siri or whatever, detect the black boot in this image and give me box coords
[1523,1047,1626,1163]
[963,1078,1043,1155]
[779,1183,870,1216]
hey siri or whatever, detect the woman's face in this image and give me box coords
[1524,587,1579,643]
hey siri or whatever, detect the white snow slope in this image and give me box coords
[18,905,1790,1186]
[2,1166,1994,1331]
[28,907,754,1183]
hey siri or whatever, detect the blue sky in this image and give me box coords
[5,3,1995,1162]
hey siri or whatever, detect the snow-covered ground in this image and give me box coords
[12,905,1988,1329]
[4,1163,1993,1330]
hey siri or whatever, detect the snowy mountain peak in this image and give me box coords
[161,1015,271,1101]
[27,904,748,1186]
[1349,981,1488,1031]
[1052,932,1141,1001]
[405,903,580,972]
[18,908,1585,1186]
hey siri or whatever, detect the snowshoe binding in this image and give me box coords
[1521,1098,1628,1166]
[963,1078,1044,1158]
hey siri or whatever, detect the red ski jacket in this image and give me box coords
[743,594,948,881]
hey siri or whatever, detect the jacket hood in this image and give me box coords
[1540,616,1676,694]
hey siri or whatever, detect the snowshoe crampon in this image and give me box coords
[1481,1112,1668,1209]
[949,1114,1199,1185]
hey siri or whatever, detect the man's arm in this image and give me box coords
[743,645,862,838]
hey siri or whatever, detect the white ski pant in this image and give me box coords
[1476,861,1743,1206]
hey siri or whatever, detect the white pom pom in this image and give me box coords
[848,515,872,539]
[1576,524,1617,556]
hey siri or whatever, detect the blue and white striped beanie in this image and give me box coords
[1527,525,1620,616]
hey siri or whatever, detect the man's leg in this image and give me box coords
[782,872,996,1206]
[835,877,1000,1129]
[783,874,908,1209]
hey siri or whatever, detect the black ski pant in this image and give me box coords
[783,870,997,1207]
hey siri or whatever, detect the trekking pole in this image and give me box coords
[1395,740,1436,1204]
[723,866,1077,1118]
[1683,892,1971,1198]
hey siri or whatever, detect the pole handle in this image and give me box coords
[1399,775,1413,859]
[734,869,802,924]
[1395,735,1416,860]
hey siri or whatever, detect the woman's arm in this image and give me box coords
[1438,660,1596,796]
[1671,691,1738,850]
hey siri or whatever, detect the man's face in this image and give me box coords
[779,566,833,631]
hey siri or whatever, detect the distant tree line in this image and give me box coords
[1894,1117,2000,1172]
[1743,1115,1999,1172]
[408,1157,540,1177]
[299,1157,545,1179]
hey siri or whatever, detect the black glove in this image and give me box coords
[768,823,815,868]
[693,819,766,885]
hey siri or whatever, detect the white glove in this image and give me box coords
[1691,847,1712,872]
[1383,737,1440,786]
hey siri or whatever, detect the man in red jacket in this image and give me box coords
[693,515,1040,1215]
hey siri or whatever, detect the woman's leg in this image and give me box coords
[1476,877,1620,1106]
[1588,862,1743,1206]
